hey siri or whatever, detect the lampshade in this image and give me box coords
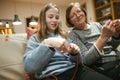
[29,16,38,26]
[0,20,3,25]
[6,22,9,28]
[13,14,22,25]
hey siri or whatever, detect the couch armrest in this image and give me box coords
[0,33,27,80]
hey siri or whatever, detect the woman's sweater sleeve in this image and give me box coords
[69,32,101,65]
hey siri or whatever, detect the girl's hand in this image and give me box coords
[26,27,38,39]
[45,38,68,52]
[45,38,80,54]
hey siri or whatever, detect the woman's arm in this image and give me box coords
[69,32,101,65]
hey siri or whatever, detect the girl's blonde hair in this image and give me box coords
[37,3,67,42]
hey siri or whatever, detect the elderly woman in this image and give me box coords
[66,2,120,80]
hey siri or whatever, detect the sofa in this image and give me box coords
[0,33,120,80]
[0,33,27,80]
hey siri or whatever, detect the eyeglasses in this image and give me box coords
[69,10,83,19]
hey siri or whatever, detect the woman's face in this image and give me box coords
[46,8,59,33]
[69,6,86,28]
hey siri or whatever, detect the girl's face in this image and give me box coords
[69,6,86,28]
[46,8,59,33]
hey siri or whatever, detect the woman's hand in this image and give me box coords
[67,43,80,55]
[112,19,120,37]
[101,20,116,38]
[96,20,118,52]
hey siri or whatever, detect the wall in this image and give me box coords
[86,0,95,22]
[0,0,94,33]
[0,0,44,33]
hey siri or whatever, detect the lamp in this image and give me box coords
[0,20,3,25]
[29,16,38,25]
[13,14,22,25]
[6,22,9,28]
[29,0,38,26]
[12,1,22,25]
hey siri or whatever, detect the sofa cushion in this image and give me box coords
[0,33,27,80]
